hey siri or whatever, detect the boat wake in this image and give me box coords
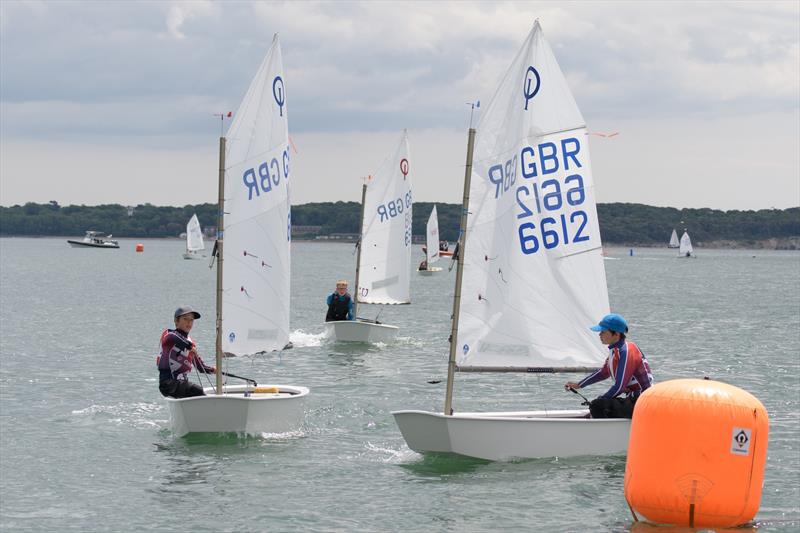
[290,329,326,347]
[72,401,164,429]
[364,441,418,463]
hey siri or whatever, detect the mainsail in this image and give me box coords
[426,205,440,265]
[456,21,608,371]
[358,130,412,305]
[679,231,693,255]
[222,35,291,354]
[186,214,205,252]
[669,229,679,248]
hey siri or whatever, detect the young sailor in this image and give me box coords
[325,280,354,322]
[157,306,216,398]
[564,313,653,418]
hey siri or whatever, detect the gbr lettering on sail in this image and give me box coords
[487,134,596,255]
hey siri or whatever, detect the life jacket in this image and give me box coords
[326,292,351,321]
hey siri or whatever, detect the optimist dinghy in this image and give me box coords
[392,21,630,460]
[164,34,308,436]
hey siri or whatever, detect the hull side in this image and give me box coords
[392,410,630,460]
[165,385,308,437]
[67,240,119,249]
[324,320,399,343]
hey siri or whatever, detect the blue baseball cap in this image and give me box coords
[590,313,628,333]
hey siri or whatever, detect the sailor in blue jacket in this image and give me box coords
[325,280,354,321]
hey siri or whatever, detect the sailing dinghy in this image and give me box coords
[165,34,308,437]
[418,205,443,275]
[182,214,206,259]
[325,131,412,343]
[678,231,695,258]
[392,21,630,460]
[668,229,679,248]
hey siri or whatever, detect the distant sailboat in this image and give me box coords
[182,214,205,259]
[324,131,412,343]
[418,205,443,275]
[679,231,694,258]
[668,229,679,248]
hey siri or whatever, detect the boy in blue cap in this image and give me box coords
[565,313,653,418]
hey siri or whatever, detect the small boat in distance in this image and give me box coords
[668,229,679,248]
[182,214,206,260]
[418,205,443,275]
[67,231,119,249]
[422,241,453,258]
[678,231,695,258]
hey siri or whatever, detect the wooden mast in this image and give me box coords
[352,181,368,319]
[443,128,476,416]
[215,136,225,395]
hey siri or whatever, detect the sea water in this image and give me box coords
[1,238,798,532]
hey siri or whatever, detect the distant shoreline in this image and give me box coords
[4,235,798,251]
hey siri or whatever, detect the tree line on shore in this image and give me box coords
[1,201,798,247]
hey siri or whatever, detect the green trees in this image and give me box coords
[1,201,798,246]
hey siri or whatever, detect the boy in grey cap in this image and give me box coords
[156,306,216,398]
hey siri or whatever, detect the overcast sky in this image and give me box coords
[1,0,798,210]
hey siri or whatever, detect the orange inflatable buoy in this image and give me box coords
[624,379,768,528]
[135,243,144,252]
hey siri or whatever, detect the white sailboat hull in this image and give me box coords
[324,319,399,343]
[182,251,205,260]
[392,409,630,460]
[165,384,309,437]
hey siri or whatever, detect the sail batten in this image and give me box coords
[455,20,609,371]
[221,35,291,355]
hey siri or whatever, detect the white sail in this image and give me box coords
[456,21,608,370]
[426,205,440,265]
[186,214,205,252]
[679,231,693,255]
[669,229,679,248]
[222,34,291,354]
[358,130,412,305]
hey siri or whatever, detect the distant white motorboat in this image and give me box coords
[678,231,695,258]
[668,229,679,248]
[164,34,308,437]
[392,21,629,461]
[67,231,119,249]
[182,214,206,260]
[324,131,411,343]
[417,205,444,275]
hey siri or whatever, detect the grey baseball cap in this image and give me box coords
[174,306,201,319]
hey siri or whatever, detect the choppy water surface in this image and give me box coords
[1,238,798,532]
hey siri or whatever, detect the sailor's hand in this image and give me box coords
[565,381,580,391]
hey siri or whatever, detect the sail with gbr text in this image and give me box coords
[222,34,291,355]
[358,130,412,305]
[456,21,609,370]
